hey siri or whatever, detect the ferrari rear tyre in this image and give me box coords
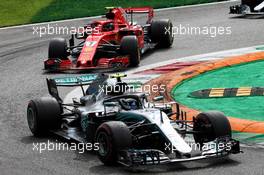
[193,111,231,146]
[150,19,174,48]
[120,36,140,67]
[27,97,61,136]
[95,121,132,165]
[48,38,68,59]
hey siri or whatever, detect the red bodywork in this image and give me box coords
[44,7,154,71]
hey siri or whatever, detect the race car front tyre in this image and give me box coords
[27,97,61,136]
[193,111,231,146]
[150,19,174,48]
[120,36,140,67]
[95,121,132,165]
[48,38,68,59]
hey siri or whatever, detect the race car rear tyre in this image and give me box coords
[193,111,231,146]
[48,38,68,59]
[27,97,61,136]
[95,121,132,165]
[120,36,140,67]
[150,19,174,48]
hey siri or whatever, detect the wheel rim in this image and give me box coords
[27,107,35,130]
[97,132,109,157]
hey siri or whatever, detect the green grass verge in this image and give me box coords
[1,0,222,27]
[171,60,264,121]
[232,131,264,144]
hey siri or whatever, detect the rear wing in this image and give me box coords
[52,74,98,86]
[47,74,108,103]
[106,7,154,24]
[123,7,154,23]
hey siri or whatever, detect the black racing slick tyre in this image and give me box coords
[193,111,231,146]
[48,38,68,59]
[27,97,61,136]
[120,36,140,67]
[95,121,132,165]
[150,19,174,48]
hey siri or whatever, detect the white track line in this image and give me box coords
[0,0,236,30]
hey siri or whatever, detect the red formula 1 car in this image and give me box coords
[44,7,174,72]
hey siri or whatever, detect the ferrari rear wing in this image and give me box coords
[124,7,153,13]
[46,73,108,103]
[123,7,154,23]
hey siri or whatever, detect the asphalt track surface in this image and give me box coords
[0,1,264,175]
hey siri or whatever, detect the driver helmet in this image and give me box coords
[103,22,114,31]
[126,98,138,110]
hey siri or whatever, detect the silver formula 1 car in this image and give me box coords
[230,0,264,15]
[26,73,241,167]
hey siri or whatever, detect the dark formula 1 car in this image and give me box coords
[44,7,174,71]
[27,74,241,167]
[230,0,264,15]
